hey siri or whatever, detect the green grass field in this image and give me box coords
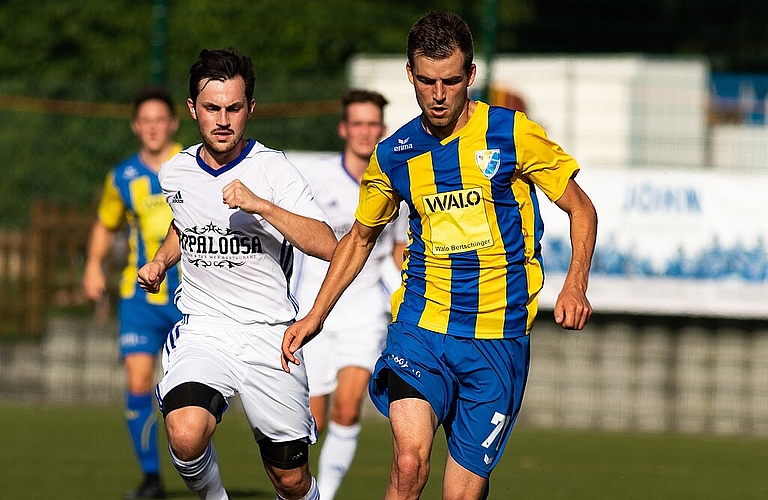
[3,402,767,499]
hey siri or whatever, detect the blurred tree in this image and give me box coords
[0,0,765,227]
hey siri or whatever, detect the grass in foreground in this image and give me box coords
[2,402,767,499]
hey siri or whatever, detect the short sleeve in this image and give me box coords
[514,112,580,202]
[354,148,400,227]
[96,171,126,230]
[270,153,330,225]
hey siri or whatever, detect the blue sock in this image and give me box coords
[125,391,160,475]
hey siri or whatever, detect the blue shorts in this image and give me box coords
[369,321,530,478]
[119,299,182,358]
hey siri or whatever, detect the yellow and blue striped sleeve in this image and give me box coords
[96,171,126,230]
[514,112,579,202]
[355,148,401,227]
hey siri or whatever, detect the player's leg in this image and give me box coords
[442,455,489,500]
[119,300,171,499]
[309,394,329,434]
[386,386,439,500]
[317,365,370,499]
[368,322,456,499]
[161,383,227,500]
[240,322,319,499]
[124,353,162,495]
[156,320,235,500]
[440,334,530,500]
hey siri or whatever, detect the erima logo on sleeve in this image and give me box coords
[394,137,413,152]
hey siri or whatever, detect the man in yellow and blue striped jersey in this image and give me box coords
[281,11,598,500]
[83,85,182,499]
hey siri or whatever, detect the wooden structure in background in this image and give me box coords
[0,202,92,339]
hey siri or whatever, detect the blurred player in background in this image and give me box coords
[83,85,182,499]
[291,89,406,500]
[282,11,597,500]
[138,47,336,500]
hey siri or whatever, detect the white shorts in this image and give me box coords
[303,309,388,397]
[157,315,316,444]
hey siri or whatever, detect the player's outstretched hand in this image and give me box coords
[137,261,167,294]
[553,284,593,330]
[222,179,268,214]
[281,315,323,373]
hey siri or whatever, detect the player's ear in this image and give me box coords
[248,99,256,117]
[187,98,197,120]
[170,116,180,135]
[467,63,477,87]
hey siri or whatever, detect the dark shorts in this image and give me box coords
[119,299,182,358]
[369,321,530,478]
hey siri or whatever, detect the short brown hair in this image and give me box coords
[341,89,388,122]
[188,47,255,106]
[407,12,474,75]
[133,85,176,118]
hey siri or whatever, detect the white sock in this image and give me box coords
[169,443,228,500]
[276,475,319,500]
[317,421,361,500]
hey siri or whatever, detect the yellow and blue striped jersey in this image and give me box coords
[97,143,182,305]
[355,103,578,339]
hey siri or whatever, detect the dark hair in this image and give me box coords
[188,47,255,105]
[407,12,474,75]
[341,89,389,121]
[133,85,175,117]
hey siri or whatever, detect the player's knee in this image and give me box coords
[270,466,311,499]
[392,451,430,492]
[162,382,225,460]
[331,403,361,426]
[164,410,214,460]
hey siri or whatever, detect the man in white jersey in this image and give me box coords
[137,47,336,500]
[291,89,406,500]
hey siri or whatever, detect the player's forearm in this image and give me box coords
[85,221,114,268]
[259,202,337,261]
[563,204,597,293]
[152,223,182,271]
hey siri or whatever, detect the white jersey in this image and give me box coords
[160,140,329,325]
[291,153,407,331]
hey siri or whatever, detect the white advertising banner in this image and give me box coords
[288,152,768,318]
[537,167,768,318]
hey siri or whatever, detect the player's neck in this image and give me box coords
[342,149,370,183]
[140,142,175,173]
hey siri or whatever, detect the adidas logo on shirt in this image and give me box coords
[171,191,184,204]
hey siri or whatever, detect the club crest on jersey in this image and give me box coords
[475,149,501,178]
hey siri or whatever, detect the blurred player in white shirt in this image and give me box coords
[292,89,406,500]
[138,47,336,500]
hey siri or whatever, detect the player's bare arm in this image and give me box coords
[137,223,182,294]
[553,178,597,330]
[83,220,115,301]
[281,220,384,372]
[222,179,337,261]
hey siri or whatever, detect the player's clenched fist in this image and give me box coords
[137,261,167,294]
[222,179,268,214]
